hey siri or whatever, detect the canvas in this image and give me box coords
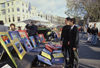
[42,48,51,55]
[37,55,52,66]
[8,31,21,40]
[53,53,64,58]
[18,30,29,39]
[11,39,26,60]
[52,58,64,64]
[22,38,33,52]
[41,51,51,60]
[0,32,17,68]
[29,36,37,48]
[38,34,46,43]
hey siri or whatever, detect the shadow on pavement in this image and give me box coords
[79,63,95,68]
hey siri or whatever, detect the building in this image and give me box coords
[0,0,38,25]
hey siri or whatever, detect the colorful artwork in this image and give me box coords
[41,51,51,60]
[29,36,37,48]
[53,53,64,58]
[15,42,23,54]
[1,35,10,45]
[23,38,33,52]
[37,55,52,65]
[38,34,46,43]
[0,32,17,68]
[11,39,26,60]
[8,31,21,40]
[0,32,11,47]
[18,30,29,39]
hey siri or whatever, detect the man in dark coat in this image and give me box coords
[68,18,79,68]
[61,17,71,68]
[26,22,38,44]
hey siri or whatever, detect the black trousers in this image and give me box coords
[63,46,74,68]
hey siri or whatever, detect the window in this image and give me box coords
[7,3,9,6]
[17,8,20,12]
[8,9,10,13]
[12,8,14,12]
[2,9,6,14]
[13,16,15,22]
[12,2,13,5]
[17,17,20,21]
[1,3,5,8]
[22,9,24,12]
[9,18,11,22]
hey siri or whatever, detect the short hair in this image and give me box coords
[69,18,76,24]
[66,17,70,21]
[10,23,15,27]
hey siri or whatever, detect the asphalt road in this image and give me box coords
[78,38,100,68]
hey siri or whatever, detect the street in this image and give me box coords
[78,36,100,68]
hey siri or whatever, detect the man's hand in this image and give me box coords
[60,41,63,45]
[73,48,76,51]
[68,41,70,45]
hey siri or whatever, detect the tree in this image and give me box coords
[65,0,100,22]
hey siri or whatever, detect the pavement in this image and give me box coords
[33,34,100,68]
[78,37,100,68]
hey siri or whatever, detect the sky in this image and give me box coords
[27,0,67,18]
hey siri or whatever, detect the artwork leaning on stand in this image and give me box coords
[0,32,17,68]
[11,39,26,60]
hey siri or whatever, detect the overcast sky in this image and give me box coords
[27,0,67,18]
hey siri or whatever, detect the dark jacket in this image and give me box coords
[69,25,79,48]
[87,27,92,34]
[26,24,38,36]
[91,27,98,35]
[61,25,71,50]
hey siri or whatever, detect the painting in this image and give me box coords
[23,38,33,52]
[29,36,37,48]
[18,30,29,39]
[38,34,46,43]
[0,32,12,47]
[41,51,51,60]
[0,32,17,68]
[11,39,26,60]
[8,31,21,40]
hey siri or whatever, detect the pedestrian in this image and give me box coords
[91,23,98,45]
[18,26,22,30]
[87,25,92,42]
[68,18,79,68]
[60,17,71,68]
[10,23,16,31]
[25,21,38,45]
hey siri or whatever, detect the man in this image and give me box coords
[26,22,38,44]
[87,25,92,42]
[61,17,71,68]
[10,23,16,31]
[91,23,98,45]
[68,18,79,68]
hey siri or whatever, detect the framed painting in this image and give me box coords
[18,30,29,39]
[8,31,21,40]
[11,39,26,60]
[41,51,51,60]
[0,32,17,68]
[37,55,52,66]
[0,32,12,47]
[38,34,46,43]
[29,36,37,48]
[53,53,64,58]
[23,38,33,52]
